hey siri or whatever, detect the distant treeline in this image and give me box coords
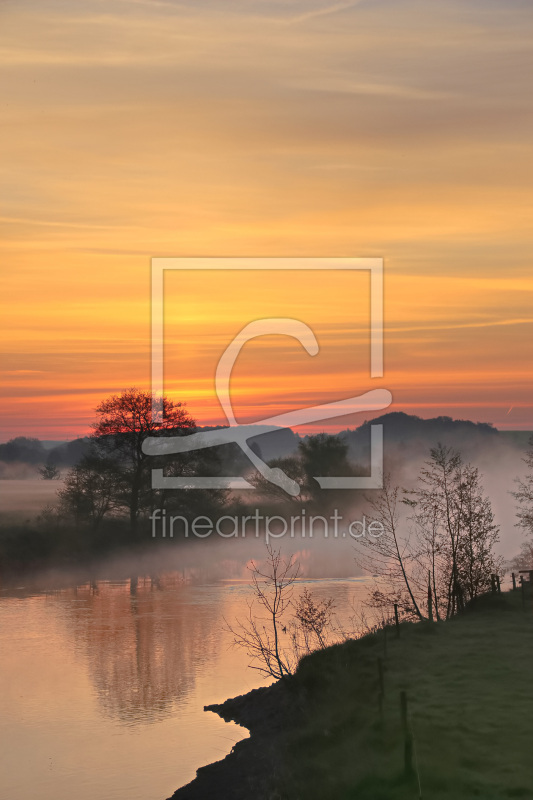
[0,436,90,468]
[0,411,507,473]
[1,393,532,577]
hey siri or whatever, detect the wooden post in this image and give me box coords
[400,689,407,727]
[496,575,501,593]
[394,603,400,637]
[519,570,533,612]
[400,691,414,777]
[512,572,517,591]
[427,571,433,623]
[378,657,385,696]
[377,657,384,719]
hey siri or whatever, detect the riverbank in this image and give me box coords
[170,587,533,799]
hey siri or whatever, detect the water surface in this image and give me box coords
[0,563,371,800]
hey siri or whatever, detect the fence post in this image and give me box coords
[427,571,433,623]
[400,691,414,777]
[378,657,385,695]
[394,603,400,637]
[377,658,384,719]
[512,572,517,591]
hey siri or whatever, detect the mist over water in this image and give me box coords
[1,427,528,567]
[0,477,63,514]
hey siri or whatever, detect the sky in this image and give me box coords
[1,0,533,439]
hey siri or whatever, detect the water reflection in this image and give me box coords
[58,575,223,724]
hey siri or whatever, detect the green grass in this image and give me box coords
[272,589,533,799]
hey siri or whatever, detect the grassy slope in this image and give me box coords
[275,589,533,799]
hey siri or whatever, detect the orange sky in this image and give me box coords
[1,0,533,439]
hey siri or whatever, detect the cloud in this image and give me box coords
[286,74,459,100]
[2,0,533,434]
[284,0,367,25]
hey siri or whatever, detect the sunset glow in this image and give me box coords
[1,0,532,438]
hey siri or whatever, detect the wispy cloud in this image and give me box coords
[285,0,367,25]
[287,76,457,100]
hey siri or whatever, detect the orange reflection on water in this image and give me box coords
[0,569,372,800]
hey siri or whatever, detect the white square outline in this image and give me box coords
[150,257,386,490]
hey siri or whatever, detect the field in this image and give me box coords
[283,589,533,799]
[180,586,533,799]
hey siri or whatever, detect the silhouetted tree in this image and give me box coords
[249,455,307,501]
[39,462,61,480]
[299,433,351,482]
[250,433,365,506]
[298,433,363,507]
[58,455,123,529]
[292,587,334,652]
[91,388,196,533]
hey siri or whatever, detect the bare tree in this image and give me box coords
[229,547,339,678]
[409,498,444,621]
[415,444,464,617]
[355,474,424,620]
[455,464,501,600]
[413,446,501,616]
[513,435,533,538]
[357,447,502,622]
[292,587,334,654]
[228,545,300,679]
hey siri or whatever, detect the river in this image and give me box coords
[0,543,373,800]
